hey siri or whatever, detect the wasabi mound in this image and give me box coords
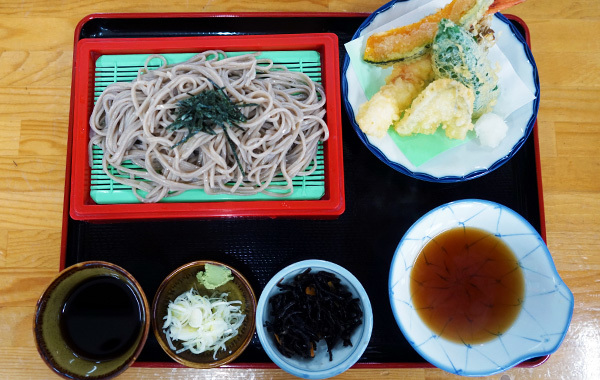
[196,263,234,289]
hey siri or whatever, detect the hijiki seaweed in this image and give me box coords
[265,268,363,361]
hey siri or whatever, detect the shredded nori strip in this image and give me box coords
[166,79,257,175]
[265,268,363,361]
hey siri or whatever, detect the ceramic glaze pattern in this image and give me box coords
[389,199,574,376]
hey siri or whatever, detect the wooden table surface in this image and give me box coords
[1,0,598,379]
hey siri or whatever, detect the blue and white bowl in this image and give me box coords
[389,199,573,376]
[342,0,540,182]
[256,260,373,379]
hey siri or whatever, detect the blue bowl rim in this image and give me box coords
[256,259,374,379]
[341,0,541,183]
[388,199,574,376]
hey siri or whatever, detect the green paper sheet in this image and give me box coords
[388,128,474,167]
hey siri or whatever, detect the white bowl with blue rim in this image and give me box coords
[342,0,540,182]
[256,259,373,379]
[389,199,573,376]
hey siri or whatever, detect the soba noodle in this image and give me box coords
[89,51,329,203]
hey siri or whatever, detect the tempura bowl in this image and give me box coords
[389,199,574,376]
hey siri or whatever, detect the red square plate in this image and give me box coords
[69,33,344,221]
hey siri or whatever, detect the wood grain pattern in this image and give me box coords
[0,0,598,379]
[0,51,73,87]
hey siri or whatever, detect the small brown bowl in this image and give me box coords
[152,260,256,368]
[34,261,150,380]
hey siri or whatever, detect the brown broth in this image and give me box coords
[60,275,142,360]
[410,227,524,344]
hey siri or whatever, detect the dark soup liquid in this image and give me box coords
[60,275,142,361]
[410,227,524,344]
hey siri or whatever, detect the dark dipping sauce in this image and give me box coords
[60,275,142,361]
[410,227,524,344]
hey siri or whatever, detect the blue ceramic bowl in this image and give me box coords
[389,199,574,376]
[256,260,373,379]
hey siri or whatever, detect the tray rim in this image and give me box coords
[61,11,547,371]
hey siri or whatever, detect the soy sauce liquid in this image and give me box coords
[410,227,524,344]
[60,275,142,361]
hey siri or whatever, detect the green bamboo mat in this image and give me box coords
[90,51,325,204]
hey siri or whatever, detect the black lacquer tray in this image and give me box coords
[62,12,546,368]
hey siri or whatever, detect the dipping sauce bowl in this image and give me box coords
[34,261,150,380]
[389,199,574,376]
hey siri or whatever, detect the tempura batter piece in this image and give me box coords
[363,0,493,65]
[432,18,499,118]
[356,55,435,138]
[394,78,475,140]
